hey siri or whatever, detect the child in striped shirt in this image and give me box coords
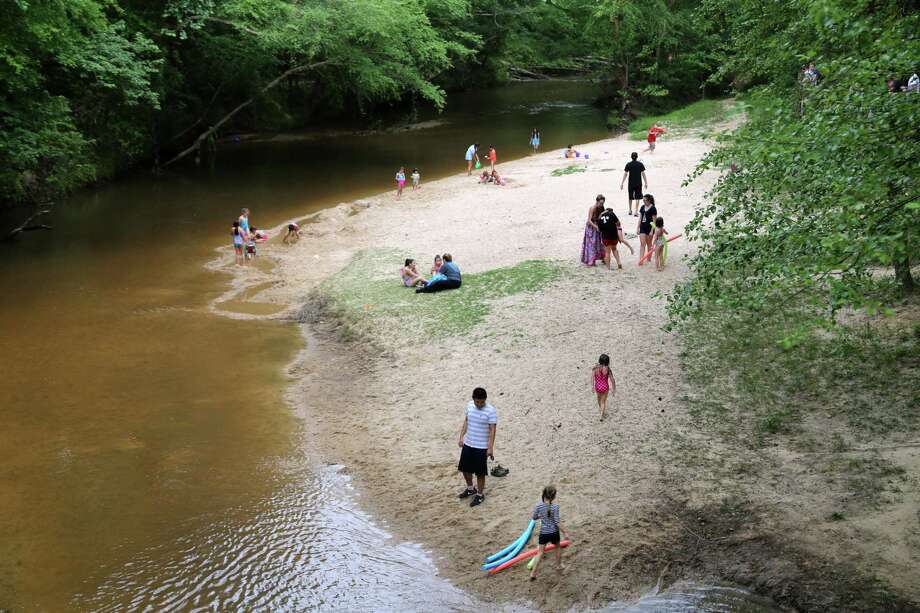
[530,485,569,580]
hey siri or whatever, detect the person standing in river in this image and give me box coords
[530,128,541,153]
[465,143,480,175]
[457,387,497,508]
[619,152,647,217]
[238,208,251,240]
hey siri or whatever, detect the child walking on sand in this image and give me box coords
[592,354,616,420]
[652,217,668,271]
[530,485,569,581]
[411,168,421,190]
[395,167,406,199]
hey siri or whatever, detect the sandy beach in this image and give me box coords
[215,128,920,611]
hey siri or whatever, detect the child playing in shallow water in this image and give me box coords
[530,485,569,581]
[651,216,668,271]
[592,354,616,420]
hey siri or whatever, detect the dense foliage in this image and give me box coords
[669,0,919,330]
[1,0,726,207]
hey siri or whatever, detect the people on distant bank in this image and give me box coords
[564,144,577,159]
[620,151,647,216]
[479,170,505,185]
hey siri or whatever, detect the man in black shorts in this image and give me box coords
[619,152,647,217]
[596,206,634,270]
[457,387,497,507]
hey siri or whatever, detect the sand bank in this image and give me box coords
[215,129,918,611]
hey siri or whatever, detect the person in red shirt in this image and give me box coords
[643,123,666,153]
[487,145,497,172]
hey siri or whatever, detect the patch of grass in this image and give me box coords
[550,165,587,177]
[821,455,908,507]
[313,250,565,344]
[627,98,742,140]
[680,300,920,446]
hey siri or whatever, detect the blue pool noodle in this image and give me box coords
[482,520,535,570]
[485,519,534,563]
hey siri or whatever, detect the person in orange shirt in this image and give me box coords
[487,145,497,172]
[643,123,666,153]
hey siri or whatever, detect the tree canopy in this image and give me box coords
[668,0,919,330]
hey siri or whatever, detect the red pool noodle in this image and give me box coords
[487,540,571,575]
[638,233,682,265]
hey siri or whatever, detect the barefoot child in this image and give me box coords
[400,258,427,287]
[232,221,244,265]
[592,354,616,420]
[652,217,668,271]
[411,168,421,190]
[283,222,300,244]
[530,485,569,580]
[395,167,406,199]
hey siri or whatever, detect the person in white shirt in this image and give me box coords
[457,387,497,507]
[465,143,480,176]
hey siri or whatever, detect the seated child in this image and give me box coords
[490,170,505,186]
[564,144,577,159]
[479,170,492,184]
[400,258,427,287]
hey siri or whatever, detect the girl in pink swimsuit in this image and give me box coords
[592,354,616,420]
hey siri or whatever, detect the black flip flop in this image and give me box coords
[458,487,477,499]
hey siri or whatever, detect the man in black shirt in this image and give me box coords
[597,207,634,270]
[619,152,647,217]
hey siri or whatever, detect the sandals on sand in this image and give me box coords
[490,464,510,477]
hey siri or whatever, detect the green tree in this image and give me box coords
[669,0,920,329]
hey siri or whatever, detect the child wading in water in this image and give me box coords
[530,485,569,580]
[395,167,406,199]
[652,216,668,271]
[592,354,616,420]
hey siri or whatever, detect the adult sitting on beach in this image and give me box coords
[416,252,461,293]
[400,258,427,287]
[457,387,497,508]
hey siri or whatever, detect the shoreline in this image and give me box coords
[212,129,919,611]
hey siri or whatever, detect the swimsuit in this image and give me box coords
[594,367,609,393]
[233,230,243,248]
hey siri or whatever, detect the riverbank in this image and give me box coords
[232,123,919,611]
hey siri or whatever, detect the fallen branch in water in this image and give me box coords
[162,60,333,168]
[4,207,53,241]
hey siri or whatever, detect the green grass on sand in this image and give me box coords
[312,250,565,343]
[627,98,744,140]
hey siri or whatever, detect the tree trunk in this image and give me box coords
[162,60,333,168]
[894,258,915,293]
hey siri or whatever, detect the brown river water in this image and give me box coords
[0,81,779,611]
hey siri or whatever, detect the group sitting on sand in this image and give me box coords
[478,169,505,185]
[400,253,462,293]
